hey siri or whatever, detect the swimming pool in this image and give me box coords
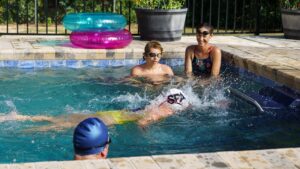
[0,66,299,163]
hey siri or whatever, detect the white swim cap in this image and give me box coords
[163,88,190,111]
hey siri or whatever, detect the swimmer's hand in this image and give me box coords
[0,112,31,122]
[0,112,54,123]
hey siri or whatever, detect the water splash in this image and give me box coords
[165,79,230,111]
[64,105,92,115]
[2,100,20,119]
[0,100,22,124]
[111,92,150,110]
[5,100,17,112]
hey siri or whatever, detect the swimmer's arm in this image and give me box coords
[30,115,55,122]
[0,114,54,122]
[137,117,152,127]
[133,109,155,126]
[137,105,174,127]
[137,112,169,127]
[137,112,157,127]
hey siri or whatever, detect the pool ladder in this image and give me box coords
[229,88,265,113]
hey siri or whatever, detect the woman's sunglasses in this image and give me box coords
[196,31,210,37]
[147,52,162,58]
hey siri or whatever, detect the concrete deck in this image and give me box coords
[0,34,299,168]
[0,148,300,169]
[0,34,299,91]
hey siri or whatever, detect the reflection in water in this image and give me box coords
[36,40,71,47]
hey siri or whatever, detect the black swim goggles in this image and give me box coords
[75,137,112,151]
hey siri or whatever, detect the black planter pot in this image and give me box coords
[281,9,300,40]
[135,8,187,41]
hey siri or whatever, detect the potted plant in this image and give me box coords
[281,0,300,39]
[134,0,187,41]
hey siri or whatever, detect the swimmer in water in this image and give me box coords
[0,88,190,131]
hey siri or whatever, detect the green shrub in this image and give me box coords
[281,0,300,9]
[134,0,185,9]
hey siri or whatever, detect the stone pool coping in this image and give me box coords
[0,147,299,169]
[0,35,299,91]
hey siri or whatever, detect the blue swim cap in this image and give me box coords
[73,117,109,155]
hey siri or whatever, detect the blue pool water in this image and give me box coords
[0,66,299,163]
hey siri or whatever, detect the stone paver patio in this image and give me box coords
[0,34,299,91]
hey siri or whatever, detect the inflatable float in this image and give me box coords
[63,13,127,31]
[70,29,132,49]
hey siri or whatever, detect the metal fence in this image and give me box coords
[0,0,282,35]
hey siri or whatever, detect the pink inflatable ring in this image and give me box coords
[70,29,132,49]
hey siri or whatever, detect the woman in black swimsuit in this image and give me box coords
[184,23,221,78]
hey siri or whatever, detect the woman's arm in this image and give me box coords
[184,46,194,77]
[210,47,222,77]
